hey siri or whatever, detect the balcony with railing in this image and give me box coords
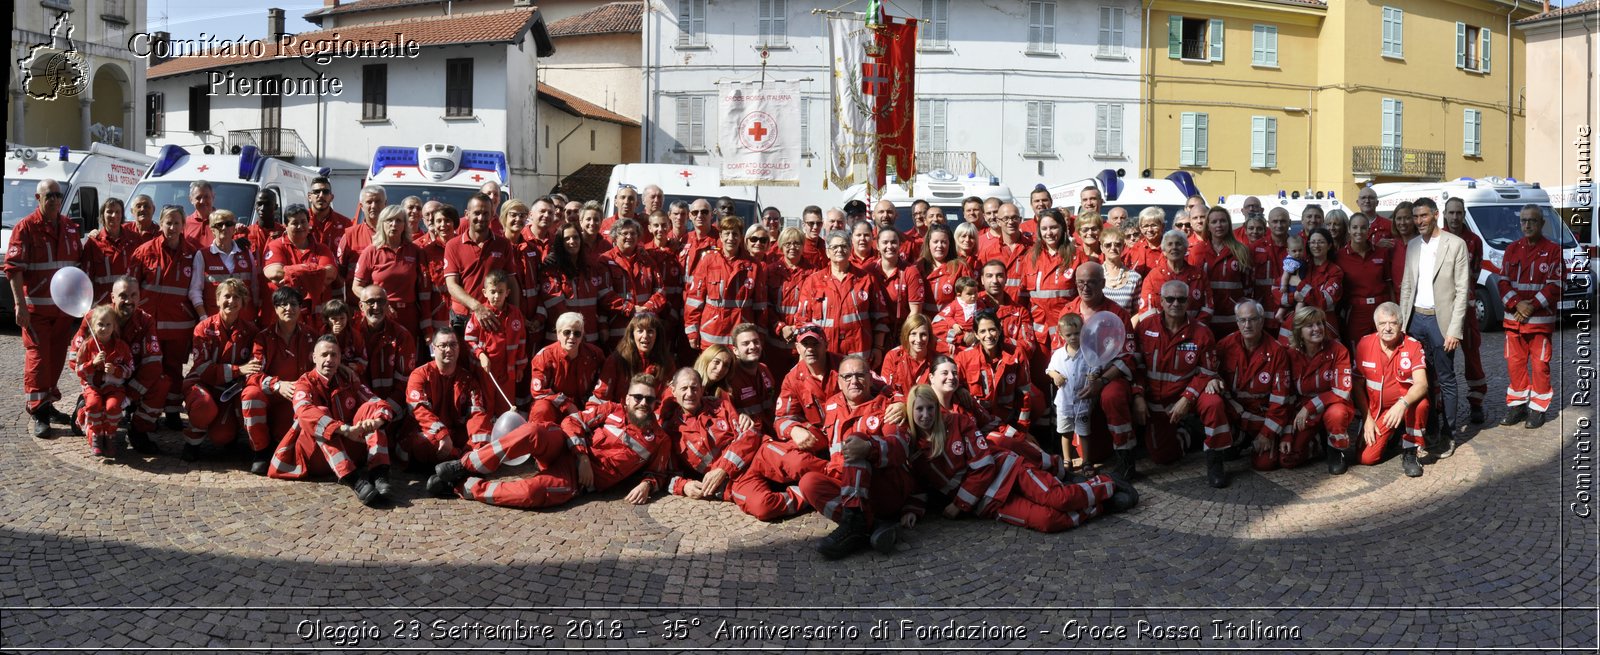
[1351,146,1445,180]
[915,150,993,179]
[226,128,311,163]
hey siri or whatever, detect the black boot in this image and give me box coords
[164,411,184,431]
[1500,406,1528,427]
[869,522,899,555]
[32,412,50,439]
[427,460,468,498]
[180,443,201,462]
[1111,449,1137,480]
[370,466,394,500]
[342,473,380,507]
[1326,445,1348,475]
[1526,411,1548,430]
[127,430,159,455]
[1401,449,1423,478]
[1469,406,1486,425]
[69,397,85,436]
[1205,449,1229,488]
[1103,471,1140,513]
[816,508,870,560]
[249,448,271,476]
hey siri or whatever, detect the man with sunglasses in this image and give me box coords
[305,177,351,255]
[7,179,84,437]
[1129,280,1232,488]
[799,205,827,267]
[679,199,721,290]
[427,373,674,509]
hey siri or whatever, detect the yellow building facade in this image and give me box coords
[1144,0,1540,200]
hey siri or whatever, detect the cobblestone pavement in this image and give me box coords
[2,325,1596,652]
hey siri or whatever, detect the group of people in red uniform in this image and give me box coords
[6,174,1565,559]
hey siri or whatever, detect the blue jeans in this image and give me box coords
[1407,312,1458,440]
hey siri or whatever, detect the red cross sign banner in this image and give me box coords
[827,14,917,194]
[719,82,801,187]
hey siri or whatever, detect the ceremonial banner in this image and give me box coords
[719,82,801,186]
[828,17,873,191]
[827,14,917,193]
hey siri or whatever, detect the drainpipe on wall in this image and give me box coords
[1507,0,1522,178]
[555,115,585,192]
[1143,0,1156,172]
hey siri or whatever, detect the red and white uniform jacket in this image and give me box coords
[503,237,543,334]
[1193,243,1251,331]
[954,343,1035,429]
[983,292,1039,356]
[661,394,760,496]
[765,259,811,344]
[1015,249,1078,347]
[1335,244,1393,311]
[464,304,528,391]
[775,364,839,445]
[648,247,686,323]
[415,233,451,335]
[1129,314,1219,405]
[128,234,198,341]
[537,266,623,345]
[1282,261,1343,314]
[407,361,493,447]
[1250,237,1289,315]
[1497,236,1564,334]
[872,263,929,333]
[187,314,258,389]
[559,402,675,492]
[528,341,607,413]
[74,337,133,391]
[71,307,162,374]
[291,369,395,444]
[725,362,779,432]
[820,392,907,477]
[243,222,283,264]
[1353,333,1426,410]
[910,411,1029,517]
[196,245,260,317]
[921,259,973,309]
[796,268,885,358]
[880,342,950,398]
[679,232,722,290]
[980,239,1030,293]
[1216,332,1294,436]
[685,251,769,349]
[251,325,316,395]
[588,353,669,407]
[1291,341,1354,415]
[352,319,416,407]
[263,237,337,311]
[124,220,161,249]
[933,296,997,349]
[603,248,669,318]
[1125,238,1166,278]
[80,227,139,302]
[1138,259,1212,324]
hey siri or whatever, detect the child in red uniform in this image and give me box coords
[464,269,527,416]
[75,306,134,457]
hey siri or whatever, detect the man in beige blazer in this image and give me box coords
[1397,197,1472,460]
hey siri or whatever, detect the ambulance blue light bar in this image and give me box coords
[370,146,419,177]
[150,145,190,177]
[58,145,69,162]
[1094,168,1122,201]
[460,150,509,182]
[237,145,261,181]
[1165,171,1200,199]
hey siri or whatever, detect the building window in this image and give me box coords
[1094,104,1123,158]
[362,64,387,120]
[1463,109,1482,157]
[758,0,787,47]
[145,92,164,138]
[675,96,706,152]
[678,0,706,48]
[187,85,210,133]
[1457,23,1491,73]
[800,98,813,157]
[102,0,129,25]
[1381,7,1403,58]
[917,98,947,154]
[1179,112,1208,167]
[1025,101,1054,156]
[1169,16,1223,62]
[445,58,473,117]
[1251,24,1277,67]
[1251,116,1278,169]
[1026,1,1056,54]
[1381,98,1403,150]
[1097,6,1125,57]
[920,0,949,49]
[590,129,597,151]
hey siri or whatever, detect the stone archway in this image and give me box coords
[90,63,130,148]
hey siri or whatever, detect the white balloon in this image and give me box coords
[49,266,94,318]
[1082,311,1127,369]
[495,411,532,466]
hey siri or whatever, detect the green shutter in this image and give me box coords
[1456,22,1467,69]
[1209,18,1225,62]
[1195,113,1209,167]
[1266,117,1277,168]
[1251,116,1266,168]
[1168,16,1182,59]
[1480,27,1491,73]
[1180,112,1195,166]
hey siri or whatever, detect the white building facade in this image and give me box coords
[642,0,1145,212]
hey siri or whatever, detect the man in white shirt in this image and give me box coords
[1397,197,1471,459]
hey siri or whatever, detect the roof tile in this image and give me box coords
[548,2,642,38]
[1517,1,1598,24]
[538,82,638,126]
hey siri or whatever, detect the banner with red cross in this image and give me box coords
[718,82,801,187]
[826,13,917,194]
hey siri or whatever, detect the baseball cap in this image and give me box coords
[794,324,825,344]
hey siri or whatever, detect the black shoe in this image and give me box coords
[164,412,184,431]
[1430,438,1456,460]
[816,509,870,560]
[248,448,271,476]
[869,522,899,555]
[370,466,394,500]
[1103,470,1139,510]
[1111,449,1137,480]
[1469,406,1486,425]
[1526,411,1547,430]
[32,414,50,439]
[1402,450,1423,478]
[427,460,468,498]
[180,444,201,462]
[128,430,159,455]
[68,399,84,436]
[1205,449,1229,489]
[1327,446,1348,475]
[91,434,107,457]
[1500,406,1528,427]
[342,474,380,507]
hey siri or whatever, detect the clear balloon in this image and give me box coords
[495,411,532,466]
[49,266,94,318]
[1082,311,1127,369]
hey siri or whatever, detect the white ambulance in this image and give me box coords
[1054,169,1202,228]
[131,144,325,227]
[604,163,762,226]
[364,144,511,217]
[839,170,1014,232]
[1218,190,1346,234]
[1372,177,1592,331]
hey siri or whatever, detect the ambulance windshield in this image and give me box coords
[375,185,480,219]
[1469,205,1576,250]
[128,181,258,223]
[3,178,41,227]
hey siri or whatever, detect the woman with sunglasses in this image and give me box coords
[187,208,260,322]
[1097,226,1143,315]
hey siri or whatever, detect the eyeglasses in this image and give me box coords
[803,220,822,227]
[210,221,237,229]
[839,372,869,381]
[690,209,710,215]
[309,189,332,196]
[1161,296,1188,304]
[826,243,849,251]
[42,191,64,200]
[558,329,582,337]
[628,393,657,403]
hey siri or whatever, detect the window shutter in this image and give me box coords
[1252,26,1264,65]
[1464,109,1482,156]
[1041,102,1054,155]
[1180,112,1196,166]
[1026,101,1040,154]
[1168,16,1182,59]
[1393,100,1403,148]
[1042,1,1056,49]
[1480,26,1491,72]
[1381,99,1395,149]
[1195,113,1209,166]
[1381,9,1392,53]
[1109,104,1122,156]
[1251,116,1266,168]
[1209,18,1224,62]
[1028,3,1042,50]
[1112,9,1123,53]
[1266,27,1277,66]
[1463,109,1473,155]
[678,0,692,46]
[775,0,787,45]
[1393,9,1402,55]
[691,97,705,150]
[1096,105,1109,155]
[1099,7,1112,54]
[758,0,769,42]
[676,97,691,149]
[801,98,811,155]
[1456,22,1467,69]
[917,99,930,152]
[1266,117,1277,168]
[933,99,947,151]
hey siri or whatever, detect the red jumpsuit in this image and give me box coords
[912,411,1115,532]
[263,237,337,318]
[402,361,493,465]
[796,392,914,525]
[983,292,1039,356]
[452,405,675,509]
[464,303,527,416]
[5,209,83,414]
[352,241,433,343]
[537,267,622,346]
[679,232,722,291]
[1449,227,1487,412]
[774,364,839,446]
[685,251,770,349]
[1290,340,1355,459]
[268,369,395,480]
[74,336,133,454]
[794,263,890,361]
[663,394,819,520]
[1335,244,1394,346]
[415,234,452,338]
[979,239,1030,295]
[880,343,950,399]
[243,324,316,452]
[921,259,972,309]
[70,307,169,433]
[1352,333,1430,465]
[1194,243,1251,339]
[1127,314,1230,464]
[441,231,516,316]
[128,234,197,415]
[1497,236,1564,413]
[725,362,779,433]
[761,259,808,373]
[183,315,257,446]
[80,228,139,303]
[528,341,607,423]
[1251,237,1289,336]
[1137,259,1212,324]
[602,248,669,343]
[1283,260,1344,317]
[243,222,283,265]
[872,263,929,346]
[505,237,544,354]
[1216,333,1295,471]
[954,342,1036,430]
[352,318,415,411]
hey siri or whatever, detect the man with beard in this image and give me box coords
[401,330,492,465]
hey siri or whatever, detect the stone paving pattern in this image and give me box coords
[1,326,1596,651]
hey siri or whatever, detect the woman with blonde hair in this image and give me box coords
[1194,206,1253,338]
[1286,306,1356,475]
[880,313,948,397]
[1097,226,1143,314]
[694,344,737,399]
[952,221,982,273]
[352,204,433,346]
[1124,206,1167,277]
